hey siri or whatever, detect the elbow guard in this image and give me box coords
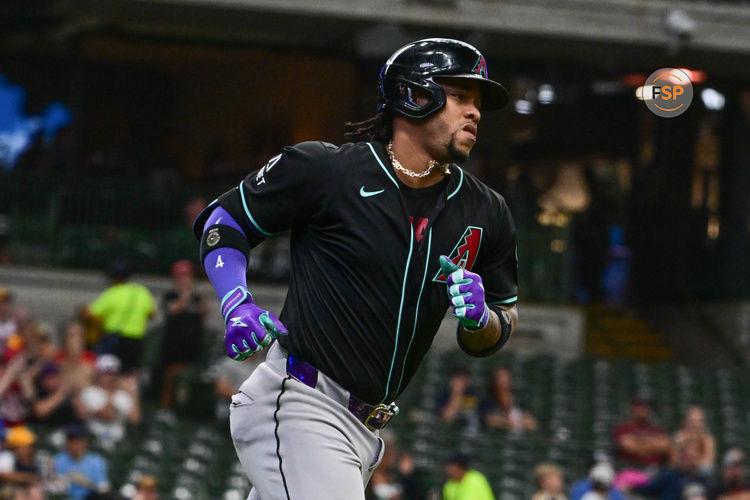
[199,224,251,267]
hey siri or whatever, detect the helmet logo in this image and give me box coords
[472,56,488,78]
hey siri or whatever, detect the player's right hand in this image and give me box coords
[221,286,288,360]
[225,303,288,360]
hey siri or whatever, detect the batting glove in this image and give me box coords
[439,255,490,331]
[221,286,288,360]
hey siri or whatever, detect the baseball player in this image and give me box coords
[193,38,519,500]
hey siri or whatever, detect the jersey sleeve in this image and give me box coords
[475,193,518,305]
[193,141,333,246]
[88,289,112,319]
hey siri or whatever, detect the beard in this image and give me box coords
[446,131,470,163]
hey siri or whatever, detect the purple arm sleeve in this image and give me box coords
[203,206,249,302]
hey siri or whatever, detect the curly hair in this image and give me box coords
[344,110,393,143]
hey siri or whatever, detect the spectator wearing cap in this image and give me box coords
[77,354,141,448]
[707,448,750,500]
[159,260,207,410]
[673,406,716,474]
[612,396,671,469]
[532,463,567,500]
[32,361,82,429]
[0,426,43,500]
[443,453,494,500]
[436,365,480,426]
[52,424,110,500]
[481,367,537,433]
[85,261,156,373]
[0,288,17,345]
[629,437,710,500]
[570,461,626,500]
[134,475,159,500]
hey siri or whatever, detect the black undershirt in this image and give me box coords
[398,176,449,242]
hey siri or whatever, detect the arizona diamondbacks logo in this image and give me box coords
[433,226,484,283]
[472,56,488,79]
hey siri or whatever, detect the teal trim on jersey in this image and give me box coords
[239,182,273,237]
[394,227,432,397]
[367,142,399,189]
[383,223,415,403]
[446,166,464,200]
[489,296,518,305]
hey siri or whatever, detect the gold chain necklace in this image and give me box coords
[386,142,450,179]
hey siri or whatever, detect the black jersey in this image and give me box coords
[195,140,518,404]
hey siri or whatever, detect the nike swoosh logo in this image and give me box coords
[360,186,385,198]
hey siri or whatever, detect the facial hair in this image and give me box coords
[447,131,470,163]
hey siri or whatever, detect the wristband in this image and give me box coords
[221,286,252,322]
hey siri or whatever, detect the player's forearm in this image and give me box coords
[201,206,250,302]
[459,305,516,355]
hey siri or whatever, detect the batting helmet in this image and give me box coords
[378,38,509,119]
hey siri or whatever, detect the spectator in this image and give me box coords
[86,262,156,373]
[213,355,263,422]
[159,260,207,410]
[52,424,110,500]
[133,475,158,500]
[0,321,55,426]
[673,406,716,473]
[78,355,141,448]
[0,426,43,500]
[532,463,567,500]
[481,367,537,432]
[571,461,626,500]
[612,397,671,468]
[0,288,16,344]
[631,438,710,500]
[436,365,479,426]
[442,453,494,500]
[32,361,82,428]
[708,448,750,500]
[367,431,427,500]
[55,321,96,391]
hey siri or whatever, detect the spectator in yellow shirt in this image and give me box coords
[86,262,155,374]
[443,453,494,500]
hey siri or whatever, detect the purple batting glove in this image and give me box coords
[439,255,490,331]
[221,287,288,360]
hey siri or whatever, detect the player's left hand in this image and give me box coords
[439,255,489,331]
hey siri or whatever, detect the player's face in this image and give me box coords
[421,79,482,163]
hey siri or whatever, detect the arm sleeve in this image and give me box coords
[193,141,333,246]
[88,291,111,318]
[474,193,518,305]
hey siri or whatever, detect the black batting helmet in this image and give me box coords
[378,38,509,119]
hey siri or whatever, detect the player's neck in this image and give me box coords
[390,133,447,189]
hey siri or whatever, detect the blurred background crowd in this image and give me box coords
[1,0,750,498]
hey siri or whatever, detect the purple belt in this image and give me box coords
[286,354,399,431]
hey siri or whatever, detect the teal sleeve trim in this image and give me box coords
[489,296,518,305]
[239,182,273,237]
[367,142,399,188]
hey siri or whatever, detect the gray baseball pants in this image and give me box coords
[229,342,385,500]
